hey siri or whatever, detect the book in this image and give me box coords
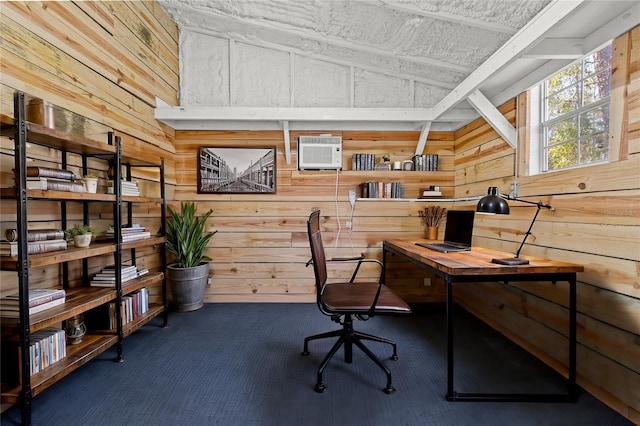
[106,225,150,242]
[121,226,146,234]
[421,190,442,197]
[26,177,47,190]
[25,166,76,181]
[4,228,65,242]
[21,177,87,192]
[0,297,65,317]
[90,265,139,286]
[91,271,137,282]
[106,180,140,196]
[0,239,67,257]
[43,178,86,193]
[99,264,137,273]
[107,225,147,235]
[27,328,66,374]
[121,232,151,242]
[91,274,137,284]
[4,288,66,307]
[360,181,403,199]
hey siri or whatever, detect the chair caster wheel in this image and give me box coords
[383,386,396,395]
[391,354,398,361]
[301,350,309,356]
[315,383,326,393]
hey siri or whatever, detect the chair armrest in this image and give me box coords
[308,254,386,316]
[330,255,386,316]
[330,256,366,262]
[328,255,384,284]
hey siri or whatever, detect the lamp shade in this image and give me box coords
[476,187,510,215]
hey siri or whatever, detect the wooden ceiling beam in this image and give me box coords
[431,0,588,119]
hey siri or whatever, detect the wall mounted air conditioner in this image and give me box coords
[298,136,343,170]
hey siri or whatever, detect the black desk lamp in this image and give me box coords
[476,186,554,265]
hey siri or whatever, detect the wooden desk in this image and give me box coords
[383,239,584,403]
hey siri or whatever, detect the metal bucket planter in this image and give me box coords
[167,262,209,312]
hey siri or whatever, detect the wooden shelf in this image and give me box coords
[1,333,118,404]
[0,241,117,271]
[122,272,164,296]
[121,236,165,251]
[0,121,114,157]
[1,287,117,333]
[0,187,116,201]
[122,304,164,338]
[1,189,161,203]
[122,195,162,203]
[0,238,166,271]
[356,196,482,202]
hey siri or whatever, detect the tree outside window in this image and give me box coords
[542,43,612,171]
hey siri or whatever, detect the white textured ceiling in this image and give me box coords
[156,0,640,133]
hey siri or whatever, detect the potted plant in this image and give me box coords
[165,202,216,312]
[65,224,97,248]
[82,173,99,193]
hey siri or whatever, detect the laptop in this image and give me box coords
[416,210,475,253]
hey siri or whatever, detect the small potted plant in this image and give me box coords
[166,202,216,312]
[81,173,99,193]
[65,224,97,248]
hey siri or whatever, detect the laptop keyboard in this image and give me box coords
[416,242,471,253]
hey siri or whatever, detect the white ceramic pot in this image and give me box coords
[73,234,92,248]
[83,178,98,193]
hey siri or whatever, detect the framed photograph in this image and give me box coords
[198,147,276,194]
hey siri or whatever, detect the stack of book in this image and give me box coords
[412,154,439,171]
[84,288,149,330]
[106,224,151,243]
[420,189,442,197]
[28,328,66,375]
[360,181,403,198]
[0,288,66,318]
[352,153,376,170]
[0,228,67,257]
[90,264,149,287]
[107,180,140,196]
[123,288,149,323]
[24,166,86,192]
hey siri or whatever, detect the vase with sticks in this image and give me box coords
[419,206,447,240]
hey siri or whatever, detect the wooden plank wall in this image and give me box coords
[0,1,179,305]
[1,2,637,421]
[173,130,460,303]
[453,29,640,423]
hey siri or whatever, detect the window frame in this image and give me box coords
[538,42,613,173]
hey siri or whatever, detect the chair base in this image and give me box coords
[301,314,398,394]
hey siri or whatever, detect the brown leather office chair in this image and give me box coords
[301,210,412,394]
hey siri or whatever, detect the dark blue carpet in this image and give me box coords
[1,303,632,425]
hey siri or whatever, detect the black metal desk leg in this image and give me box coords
[446,277,454,400]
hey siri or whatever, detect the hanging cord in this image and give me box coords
[347,197,355,251]
[334,168,342,249]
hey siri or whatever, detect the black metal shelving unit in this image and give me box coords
[1,91,167,425]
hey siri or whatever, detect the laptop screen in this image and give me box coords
[443,210,475,246]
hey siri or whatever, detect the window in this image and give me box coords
[540,43,612,172]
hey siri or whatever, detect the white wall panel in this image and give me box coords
[180,31,229,106]
[294,56,350,107]
[414,82,448,108]
[354,69,410,107]
[232,43,290,107]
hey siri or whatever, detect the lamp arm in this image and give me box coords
[505,195,554,211]
[514,205,542,259]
